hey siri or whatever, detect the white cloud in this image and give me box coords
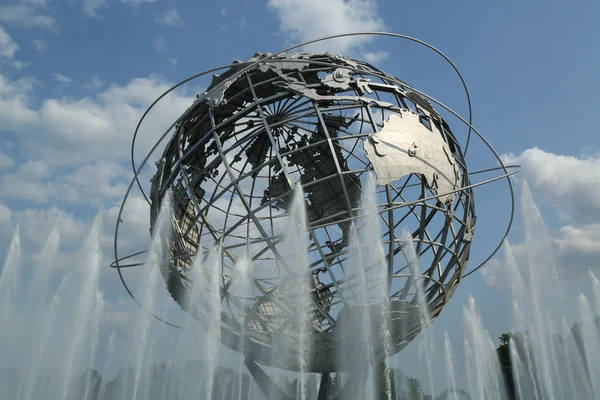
[51,72,72,84]
[0,159,129,207]
[83,0,107,18]
[0,165,81,204]
[503,148,600,222]
[0,75,38,130]
[482,148,600,287]
[84,75,104,90]
[0,202,11,223]
[120,0,158,4]
[83,0,156,18]
[0,4,56,31]
[362,50,389,64]
[267,0,386,55]
[0,73,192,168]
[153,36,166,52]
[0,27,19,60]
[32,39,47,51]
[0,156,116,207]
[0,72,193,223]
[482,222,600,288]
[0,26,28,68]
[11,60,28,69]
[157,9,183,26]
[13,207,88,248]
[0,152,13,169]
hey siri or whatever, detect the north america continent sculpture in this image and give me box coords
[113,36,517,388]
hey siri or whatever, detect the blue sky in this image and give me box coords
[1,0,600,390]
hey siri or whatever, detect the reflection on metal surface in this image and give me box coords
[364,113,459,204]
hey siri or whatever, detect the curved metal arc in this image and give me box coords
[109,249,148,268]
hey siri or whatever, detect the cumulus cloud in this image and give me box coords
[32,39,47,51]
[362,50,389,64]
[157,9,183,26]
[153,36,166,52]
[0,152,13,169]
[503,147,600,223]
[267,0,386,55]
[51,72,72,84]
[0,75,38,131]
[83,0,106,19]
[0,27,19,60]
[120,0,158,4]
[482,223,600,288]
[0,195,153,301]
[482,148,600,287]
[0,202,11,223]
[0,159,132,206]
[0,73,192,168]
[0,26,28,68]
[14,208,89,248]
[0,70,193,273]
[0,4,56,31]
[84,75,104,90]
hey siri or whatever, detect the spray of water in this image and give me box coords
[60,212,103,400]
[98,331,116,400]
[463,295,505,400]
[229,255,253,400]
[1,179,600,400]
[443,331,459,400]
[0,225,21,319]
[130,196,173,400]
[279,185,313,399]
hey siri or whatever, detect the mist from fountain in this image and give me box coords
[0,180,599,399]
[16,224,60,400]
[0,225,20,319]
[463,295,505,400]
[129,195,173,400]
[228,255,253,400]
[280,185,312,400]
[400,228,435,398]
[335,174,396,399]
[99,331,116,400]
[443,331,459,400]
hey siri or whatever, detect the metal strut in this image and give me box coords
[244,359,338,400]
[244,358,292,400]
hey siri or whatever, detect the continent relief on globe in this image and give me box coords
[363,112,460,204]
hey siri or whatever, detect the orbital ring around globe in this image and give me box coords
[112,32,520,372]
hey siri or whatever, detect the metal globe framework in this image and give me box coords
[112,33,519,376]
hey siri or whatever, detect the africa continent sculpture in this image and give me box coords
[113,35,517,395]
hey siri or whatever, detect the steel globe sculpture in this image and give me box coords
[151,51,475,371]
[113,34,518,383]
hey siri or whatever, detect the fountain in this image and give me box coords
[1,33,598,400]
[1,179,600,399]
[1,182,599,399]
